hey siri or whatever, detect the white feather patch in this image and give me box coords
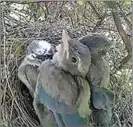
[35,40,52,55]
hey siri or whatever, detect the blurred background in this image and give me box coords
[0,1,132,127]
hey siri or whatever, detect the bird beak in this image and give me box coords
[62,30,70,59]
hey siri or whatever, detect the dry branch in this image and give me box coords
[88,1,101,19]
[105,1,132,70]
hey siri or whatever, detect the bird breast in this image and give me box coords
[37,60,78,106]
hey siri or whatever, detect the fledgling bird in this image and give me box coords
[79,33,115,126]
[17,40,57,127]
[34,30,92,127]
[79,33,112,88]
[18,40,55,96]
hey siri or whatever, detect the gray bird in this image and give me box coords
[18,32,115,127]
[18,40,55,96]
[79,33,115,126]
[34,30,92,127]
[18,40,57,127]
[79,33,111,88]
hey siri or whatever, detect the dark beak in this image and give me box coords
[36,54,53,61]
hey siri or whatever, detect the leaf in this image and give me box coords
[122,0,131,7]
[15,46,23,57]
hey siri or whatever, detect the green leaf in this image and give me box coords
[122,0,131,7]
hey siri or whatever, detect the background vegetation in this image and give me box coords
[1,1,132,127]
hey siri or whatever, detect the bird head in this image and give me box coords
[54,30,91,77]
[79,33,113,57]
[25,40,55,67]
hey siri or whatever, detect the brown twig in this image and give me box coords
[87,1,107,32]
[92,12,107,32]
[112,11,132,54]
[44,1,49,18]
[118,54,132,70]
[117,3,132,31]
[54,1,66,20]
[4,1,46,4]
[105,1,132,69]
[113,112,122,127]
[88,1,101,19]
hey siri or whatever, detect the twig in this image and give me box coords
[2,6,38,127]
[105,1,132,70]
[126,12,132,17]
[44,1,49,19]
[118,53,132,70]
[92,12,107,32]
[113,112,122,127]
[4,1,46,4]
[87,1,107,32]
[117,3,132,31]
[88,1,101,19]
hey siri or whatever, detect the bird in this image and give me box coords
[17,40,57,127]
[78,33,113,57]
[18,40,55,96]
[18,32,115,127]
[33,30,92,127]
[79,33,115,126]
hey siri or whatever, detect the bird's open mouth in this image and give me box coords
[36,54,53,61]
[26,53,54,67]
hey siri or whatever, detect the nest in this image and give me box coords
[1,1,132,127]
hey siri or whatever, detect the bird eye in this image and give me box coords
[71,56,77,63]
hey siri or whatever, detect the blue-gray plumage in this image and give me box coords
[33,30,92,127]
[91,86,114,110]
[79,33,115,126]
[18,32,115,127]
[18,40,57,126]
[18,40,55,96]
[35,85,88,127]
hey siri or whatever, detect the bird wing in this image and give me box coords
[92,108,112,126]
[35,85,77,114]
[100,87,115,108]
[87,57,110,88]
[25,65,38,92]
[34,76,89,127]
[37,60,78,108]
[75,76,92,117]
[18,60,33,93]
[92,87,115,110]
[34,88,88,127]
[92,88,107,110]
[18,57,40,96]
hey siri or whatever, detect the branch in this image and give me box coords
[112,10,132,54]
[113,112,122,127]
[118,53,131,70]
[126,12,132,17]
[88,1,107,32]
[44,1,49,19]
[117,3,132,31]
[88,1,101,19]
[4,1,46,4]
[92,12,107,32]
[54,1,66,19]
[105,1,132,69]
